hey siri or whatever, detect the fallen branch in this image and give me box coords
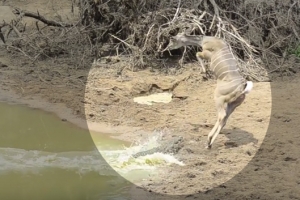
[13,8,74,27]
[0,25,6,43]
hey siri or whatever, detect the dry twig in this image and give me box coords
[13,8,74,27]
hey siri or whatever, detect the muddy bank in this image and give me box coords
[0,45,273,196]
[0,86,141,138]
[1,0,300,198]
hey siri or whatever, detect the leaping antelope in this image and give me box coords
[163,32,253,149]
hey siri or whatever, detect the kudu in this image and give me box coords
[163,32,253,149]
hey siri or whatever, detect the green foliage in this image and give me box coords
[288,44,300,58]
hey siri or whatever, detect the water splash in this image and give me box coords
[1,131,184,181]
[0,148,116,176]
[97,131,185,179]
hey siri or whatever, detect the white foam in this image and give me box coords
[0,148,116,176]
[0,130,185,180]
[98,130,185,177]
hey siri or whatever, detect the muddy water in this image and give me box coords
[0,102,133,200]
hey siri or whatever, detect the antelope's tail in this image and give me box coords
[243,81,253,94]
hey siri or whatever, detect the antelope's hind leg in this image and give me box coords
[206,117,220,149]
[206,94,227,149]
[226,94,246,118]
[206,102,227,149]
[207,94,246,149]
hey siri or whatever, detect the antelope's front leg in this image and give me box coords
[197,50,212,60]
[196,51,204,58]
[196,50,213,74]
[196,52,206,74]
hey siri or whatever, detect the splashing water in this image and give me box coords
[95,131,185,181]
[0,148,117,176]
[1,131,184,182]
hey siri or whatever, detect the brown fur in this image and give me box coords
[196,37,250,148]
[165,33,253,148]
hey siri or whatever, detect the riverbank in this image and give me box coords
[2,0,300,198]
[0,44,273,196]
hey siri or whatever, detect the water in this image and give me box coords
[0,101,131,200]
[0,101,184,200]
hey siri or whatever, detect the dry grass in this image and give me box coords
[2,0,300,81]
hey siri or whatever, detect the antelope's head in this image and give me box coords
[162,32,204,51]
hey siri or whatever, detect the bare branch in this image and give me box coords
[12,8,74,27]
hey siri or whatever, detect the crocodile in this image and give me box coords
[132,136,184,158]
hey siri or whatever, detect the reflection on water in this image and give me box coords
[0,102,132,200]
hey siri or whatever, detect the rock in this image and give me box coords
[284,156,297,161]
[186,172,196,178]
[0,62,8,68]
[184,148,194,154]
[256,118,263,122]
[173,81,189,99]
[224,141,238,147]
